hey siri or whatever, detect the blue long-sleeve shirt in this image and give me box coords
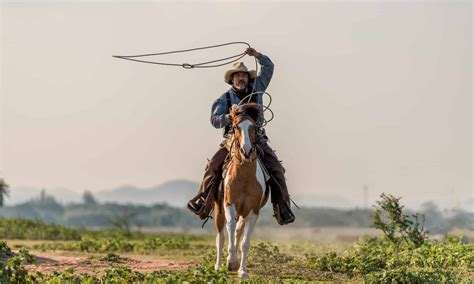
[210,54,274,130]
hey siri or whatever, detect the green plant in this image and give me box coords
[0,240,13,257]
[17,248,36,264]
[300,194,473,282]
[247,242,294,277]
[371,193,427,247]
[0,217,81,240]
[100,253,128,263]
[0,245,36,283]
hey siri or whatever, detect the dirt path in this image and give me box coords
[23,251,195,275]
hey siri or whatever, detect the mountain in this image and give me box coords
[95,179,198,207]
[7,180,198,207]
[7,186,82,205]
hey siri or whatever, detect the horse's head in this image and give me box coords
[229,103,261,162]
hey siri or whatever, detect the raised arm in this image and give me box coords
[246,48,274,92]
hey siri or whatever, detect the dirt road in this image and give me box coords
[23,251,194,275]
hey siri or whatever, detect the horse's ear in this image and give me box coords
[244,104,261,122]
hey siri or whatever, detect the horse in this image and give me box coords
[213,103,269,279]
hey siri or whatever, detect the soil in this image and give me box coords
[21,251,195,275]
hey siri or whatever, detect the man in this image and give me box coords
[187,47,295,225]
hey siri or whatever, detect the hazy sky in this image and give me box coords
[0,1,472,209]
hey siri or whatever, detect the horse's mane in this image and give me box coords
[233,103,261,123]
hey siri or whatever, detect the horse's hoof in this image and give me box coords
[214,264,221,271]
[238,270,249,279]
[227,260,239,271]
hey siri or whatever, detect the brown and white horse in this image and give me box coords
[213,103,268,279]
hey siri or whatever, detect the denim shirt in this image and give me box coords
[210,54,274,131]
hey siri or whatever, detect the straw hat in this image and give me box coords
[224,62,257,84]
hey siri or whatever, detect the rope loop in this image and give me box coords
[113,41,251,69]
[113,42,276,126]
[237,91,274,126]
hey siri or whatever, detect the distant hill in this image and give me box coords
[95,179,198,207]
[7,181,473,213]
[7,186,82,205]
[8,180,199,208]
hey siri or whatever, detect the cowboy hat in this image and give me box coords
[224,61,257,84]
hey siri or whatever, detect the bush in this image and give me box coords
[372,193,427,248]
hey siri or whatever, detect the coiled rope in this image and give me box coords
[238,91,274,127]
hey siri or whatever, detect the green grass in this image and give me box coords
[1,233,473,283]
[0,218,81,240]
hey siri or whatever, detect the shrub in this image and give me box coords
[371,193,427,248]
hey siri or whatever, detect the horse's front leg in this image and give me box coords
[238,211,258,279]
[225,203,239,271]
[214,204,225,271]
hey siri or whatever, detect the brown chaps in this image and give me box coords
[198,135,290,207]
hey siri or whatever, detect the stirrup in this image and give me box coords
[273,202,295,225]
[187,195,206,214]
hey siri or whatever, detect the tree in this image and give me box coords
[420,201,450,233]
[82,190,97,205]
[0,178,9,206]
[40,189,47,201]
[111,207,136,236]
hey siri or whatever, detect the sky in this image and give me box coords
[0,1,472,209]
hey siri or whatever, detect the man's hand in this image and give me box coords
[246,47,261,58]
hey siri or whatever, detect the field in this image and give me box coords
[1,195,473,283]
[2,229,344,279]
[0,220,473,283]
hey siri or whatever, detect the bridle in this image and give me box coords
[231,115,258,163]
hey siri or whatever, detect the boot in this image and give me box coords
[272,200,295,225]
[187,179,219,220]
[188,146,228,218]
[187,192,207,214]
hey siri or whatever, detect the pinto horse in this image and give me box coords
[213,103,268,279]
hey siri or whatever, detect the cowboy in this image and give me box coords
[187,47,295,225]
